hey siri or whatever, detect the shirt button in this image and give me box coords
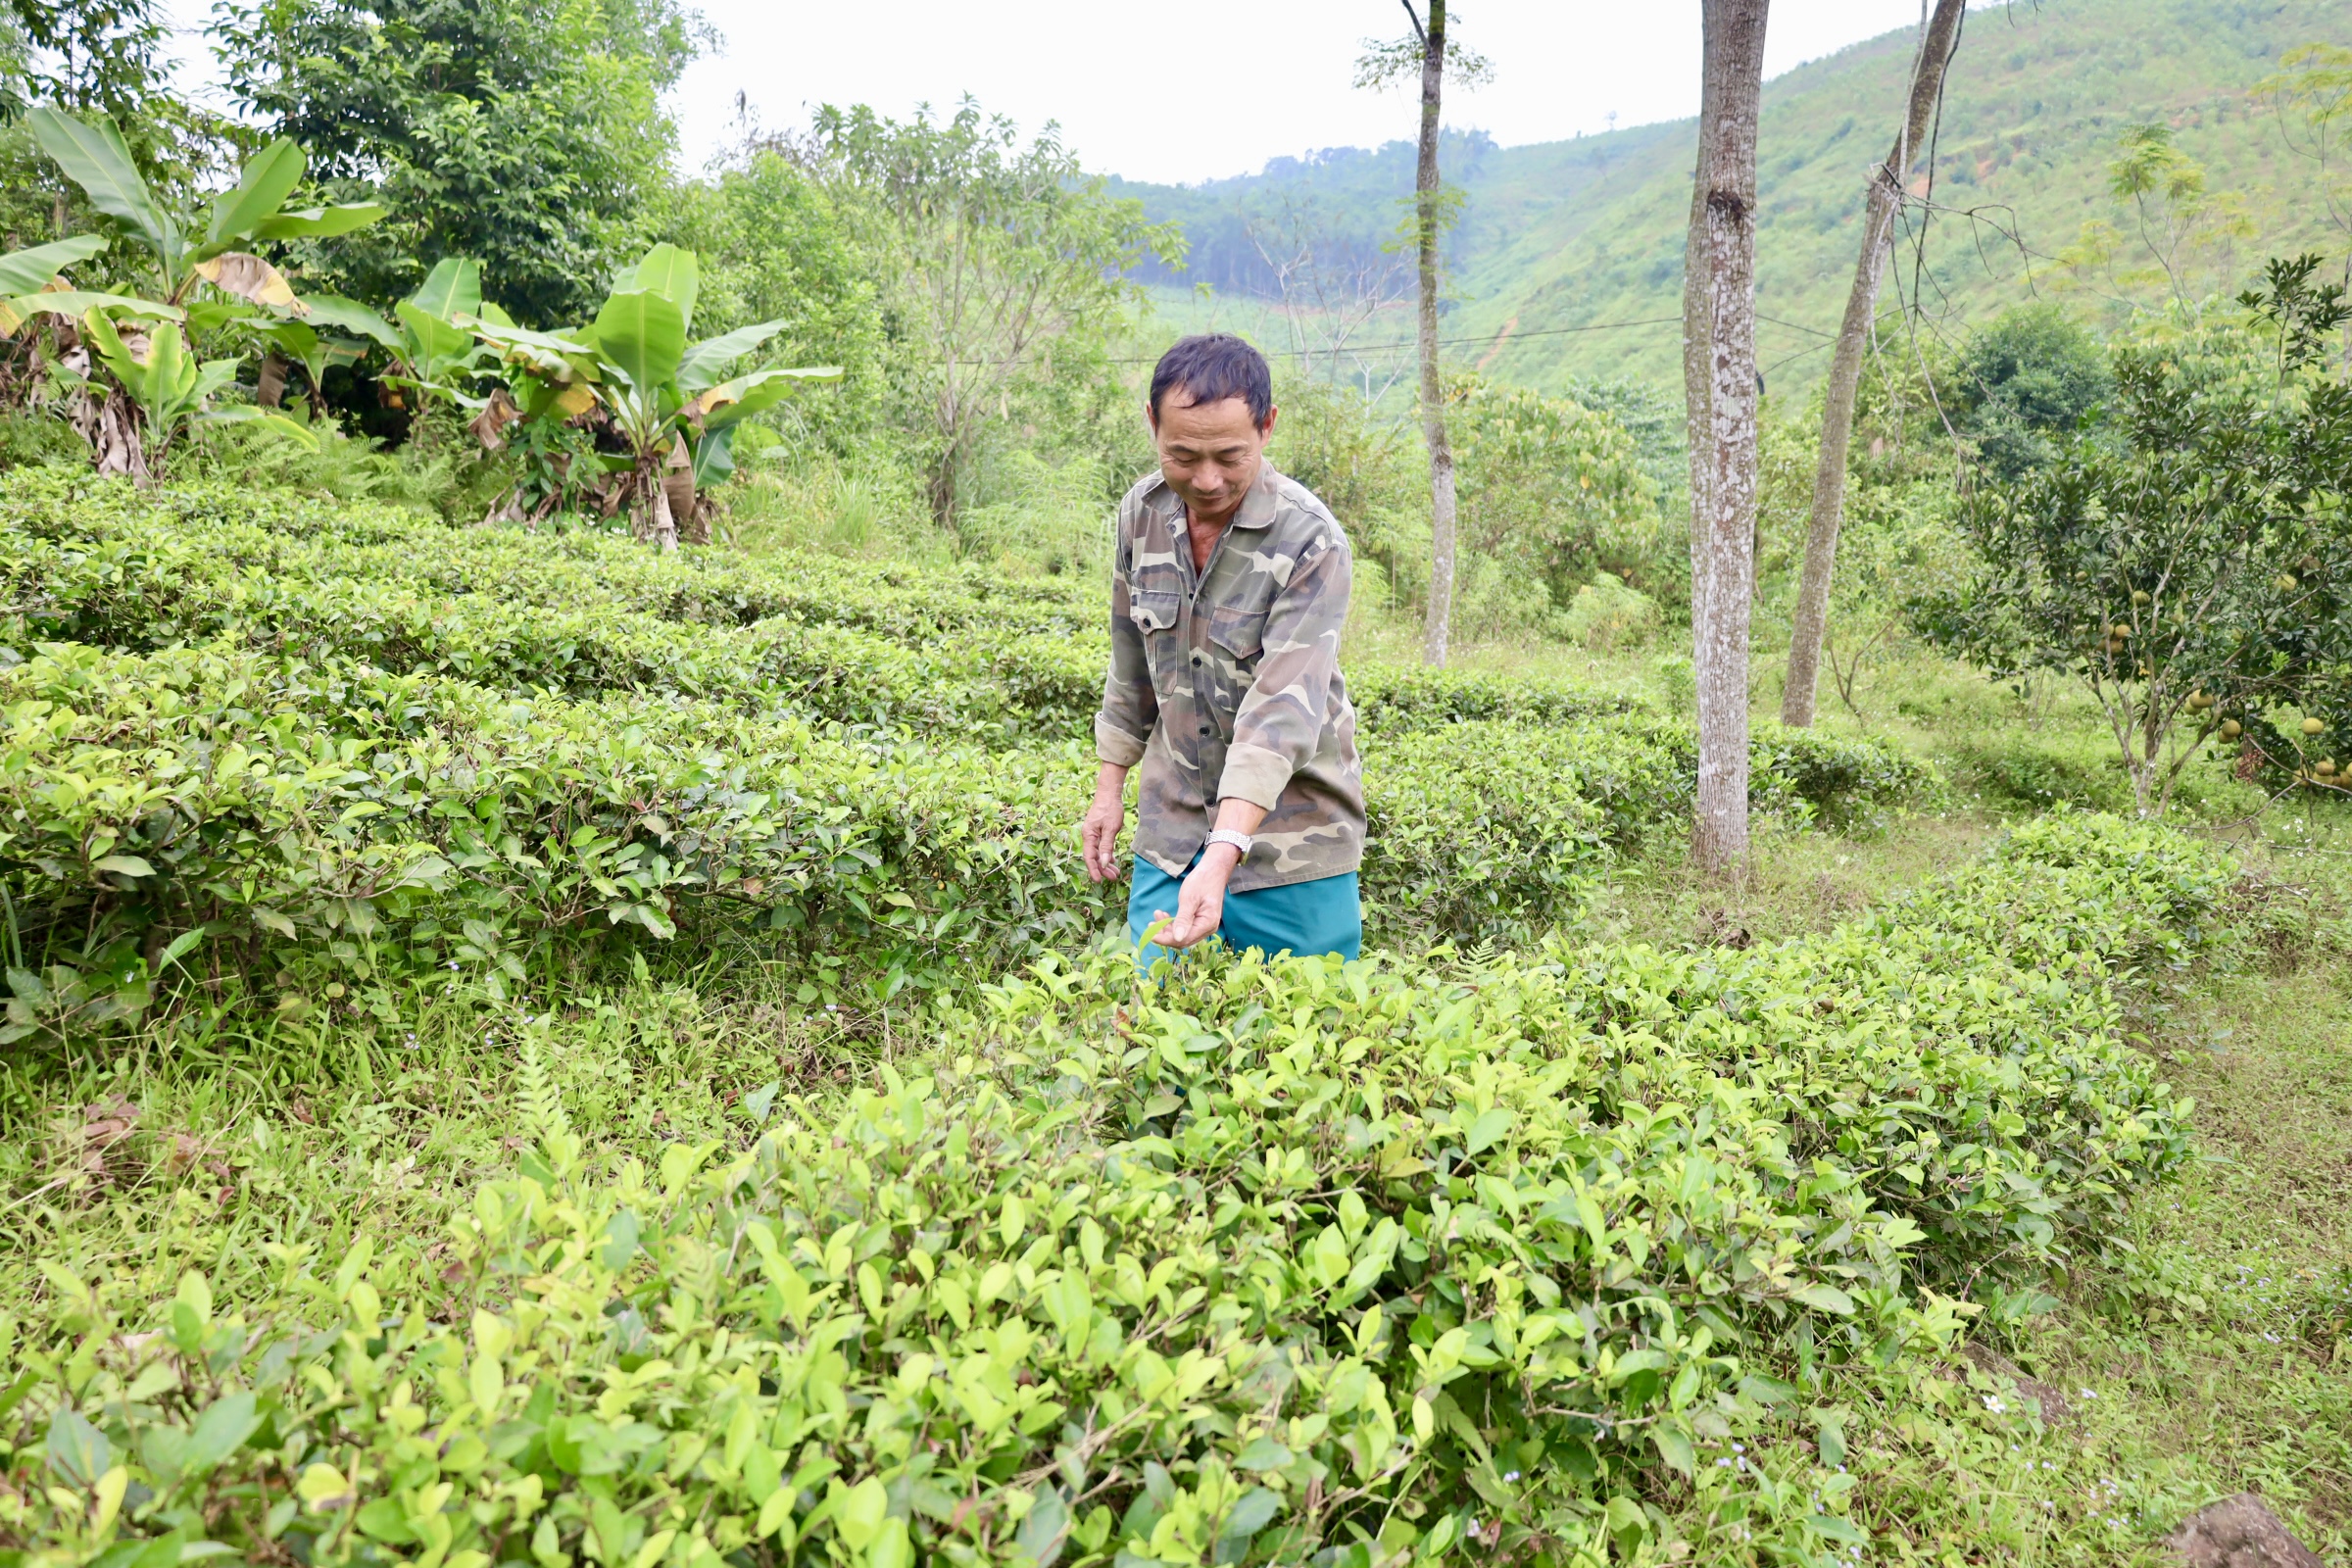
[1191,654,1201,665]
[1199,724,1210,736]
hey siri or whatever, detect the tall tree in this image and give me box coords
[1782,0,1965,727]
[213,0,701,324]
[2,0,169,134]
[808,101,1180,531]
[1408,1,1459,666]
[1680,10,1724,638]
[1356,4,1490,664]
[1685,0,1770,873]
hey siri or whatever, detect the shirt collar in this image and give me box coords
[1230,462,1280,531]
[1154,461,1280,532]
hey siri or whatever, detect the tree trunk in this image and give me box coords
[1681,3,1725,632]
[1414,0,1459,668]
[1690,0,1770,876]
[649,471,678,554]
[663,437,704,545]
[1781,0,1965,726]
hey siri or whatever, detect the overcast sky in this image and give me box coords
[166,2,1942,186]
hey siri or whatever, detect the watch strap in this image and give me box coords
[1205,828,1254,858]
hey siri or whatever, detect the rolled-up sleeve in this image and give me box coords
[1217,531,1348,810]
[1095,520,1154,767]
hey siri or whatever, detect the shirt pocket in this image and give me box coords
[1129,590,1182,635]
[1129,590,1183,694]
[1205,605,1268,710]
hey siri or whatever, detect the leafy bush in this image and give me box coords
[0,477,1939,1039]
[1361,722,1672,946]
[1919,259,2352,813]
[0,642,1917,1034]
[0,814,2216,1567]
[0,480,1935,813]
[0,643,1115,1027]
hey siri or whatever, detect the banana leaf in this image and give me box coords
[677,318,787,396]
[592,288,686,400]
[191,253,301,312]
[627,244,699,331]
[690,366,844,432]
[301,296,402,351]
[408,258,482,320]
[27,109,182,277]
[199,139,305,251]
[0,235,109,297]
[0,292,182,336]
[199,405,318,448]
[465,318,599,385]
[248,204,386,241]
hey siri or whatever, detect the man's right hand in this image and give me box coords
[1082,764,1128,883]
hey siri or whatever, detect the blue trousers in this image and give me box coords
[1127,857,1362,966]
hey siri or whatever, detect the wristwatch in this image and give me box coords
[1205,829,1254,858]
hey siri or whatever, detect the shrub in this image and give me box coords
[0,643,1115,1029]
[0,814,2216,1567]
[0,635,1941,1038]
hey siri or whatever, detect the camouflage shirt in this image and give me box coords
[1096,462,1364,891]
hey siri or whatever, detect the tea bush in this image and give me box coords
[0,478,1936,1038]
[0,477,1928,827]
[0,813,2218,1568]
[0,641,1900,1038]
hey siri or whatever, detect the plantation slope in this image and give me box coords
[0,813,2228,1564]
[0,480,1928,1027]
[1122,0,2349,397]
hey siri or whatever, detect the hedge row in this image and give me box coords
[1,486,1654,750]
[0,813,2217,1567]
[0,637,1937,1036]
[0,486,1931,823]
[0,474,1102,642]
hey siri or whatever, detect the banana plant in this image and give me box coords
[466,244,839,549]
[294,257,508,416]
[61,312,314,483]
[26,108,382,314]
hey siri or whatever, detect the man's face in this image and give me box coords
[1150,395,1277,523]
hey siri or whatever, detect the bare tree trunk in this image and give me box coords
[1681,4,1724,632]
[1413,0,1460,667]
[1782,0,1964,726]
[1690,0,1770,876]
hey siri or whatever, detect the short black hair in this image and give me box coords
[1149,333,1273,428]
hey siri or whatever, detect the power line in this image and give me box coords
[1097,313,1688,365]
[1093,307,1838,366]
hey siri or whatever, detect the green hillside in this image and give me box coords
[1120,0,2350,401]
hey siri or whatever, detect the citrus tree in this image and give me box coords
[1920,257,2352,814]
[466,244,839,548]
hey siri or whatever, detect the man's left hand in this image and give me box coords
[1157,844,1241,949]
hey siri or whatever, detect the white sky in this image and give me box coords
[164,1,1940,186]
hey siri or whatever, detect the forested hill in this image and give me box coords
[1113,0,2348,399]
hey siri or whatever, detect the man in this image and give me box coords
[1080,334,1365,962]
